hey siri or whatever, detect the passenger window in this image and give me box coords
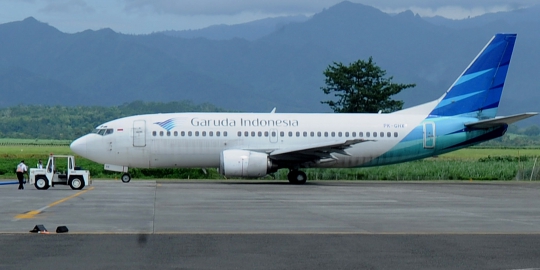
[380,132,384,137]
[280,131,284,137]
[359,132,364,137]
[324,132,328,137]
[264,131,269,137]
[202,131,206,137]
[394,132,398,137]
[387,132,391,138]
[366,132,370,137]
[238,131,242,137]
[195,131,200,136]
[159,131,164,136]
[209,131,213,137]
[288,131,293,137]
[271,131,276,137]
[317,132,321,137]
[251,131,256,137]
[167,131,171,136]
[296,132,300,137]
[244,131,249,137]
[352,132,356,137]
[188,131,192,136]
[338,132,342,137]
[373,132,377,137]
[174,131,178,136]
[303,132,307,137]
[216,131,221,137]
[310,132,314,137]
[152,131,157,136]
[223,131,228,137]
[331,132,335,137]
[345,132,349,137]
[258,131,262,137]
[181,131,185,136]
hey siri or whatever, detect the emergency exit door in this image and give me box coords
[133,120,146,147]
[423,122,435,149]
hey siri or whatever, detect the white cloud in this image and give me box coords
[121,0,333,16]
[381,5,516,19]
[0,0,538,34]
[39,0,95,14]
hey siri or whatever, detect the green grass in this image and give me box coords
[440,148,540,160]
[0,145,72,158]
[0,138,71,146]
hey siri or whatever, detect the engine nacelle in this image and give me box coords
[220,150,272,178]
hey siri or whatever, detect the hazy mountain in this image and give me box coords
[0,1,538,126]
[162,15,309,41]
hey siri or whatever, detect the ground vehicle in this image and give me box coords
[29,155,91,190]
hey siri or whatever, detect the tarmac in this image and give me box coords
[1,179,540,269]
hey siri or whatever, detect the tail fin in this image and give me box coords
[429,33,516,119]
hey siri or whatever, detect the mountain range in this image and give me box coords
[0,1,538,125]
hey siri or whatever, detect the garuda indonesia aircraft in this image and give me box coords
[71,33,536,184]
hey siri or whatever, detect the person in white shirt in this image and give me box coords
[16,161,28,190]
[37,159,43,169]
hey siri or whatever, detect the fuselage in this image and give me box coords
[70,112,506,169]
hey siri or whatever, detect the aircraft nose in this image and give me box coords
[70,136,88,157]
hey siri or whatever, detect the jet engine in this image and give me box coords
[220,149,273,178]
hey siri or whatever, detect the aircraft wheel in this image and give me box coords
[121,173,131,183]
[35,176,50,190]
[287,170,307,185]
[69,177,85,190]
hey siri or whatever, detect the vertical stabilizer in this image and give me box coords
[429,33,516,119]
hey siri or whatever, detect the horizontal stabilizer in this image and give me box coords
[465,112,538,129]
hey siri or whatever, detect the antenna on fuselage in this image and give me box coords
[270,108,276,113]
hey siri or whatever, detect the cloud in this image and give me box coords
[382,5,516,19]
[119,0,539,19]
[121,0,334,16]
[38,0,95,14]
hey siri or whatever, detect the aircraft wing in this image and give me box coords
[465,112,538,129]
[268,139,371,162]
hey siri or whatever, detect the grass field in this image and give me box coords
[440,148,540,160]
[0,138,538,181]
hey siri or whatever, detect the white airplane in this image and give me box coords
[70,33,536,184]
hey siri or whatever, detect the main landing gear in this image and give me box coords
[121,173,131,183]
[287,170,307,185]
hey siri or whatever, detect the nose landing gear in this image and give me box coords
[121,173,131,183]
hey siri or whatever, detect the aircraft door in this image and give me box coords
[133,120,146,147]
[423,122,435,149]
[269,128,278,143]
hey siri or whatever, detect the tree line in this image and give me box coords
[0,101,228,140]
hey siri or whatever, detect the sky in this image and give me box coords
[0,0,537,34]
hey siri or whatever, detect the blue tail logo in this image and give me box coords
[430,33,516,119]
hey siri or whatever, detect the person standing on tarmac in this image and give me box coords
[16,160,28,190]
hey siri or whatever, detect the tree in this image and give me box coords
[523,125,540,136]
[321,57,415,113]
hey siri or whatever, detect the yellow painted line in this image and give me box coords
[14,187,94,220]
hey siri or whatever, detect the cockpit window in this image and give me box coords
[93,128,114,136]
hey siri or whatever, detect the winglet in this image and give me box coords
[270,108,276,113]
